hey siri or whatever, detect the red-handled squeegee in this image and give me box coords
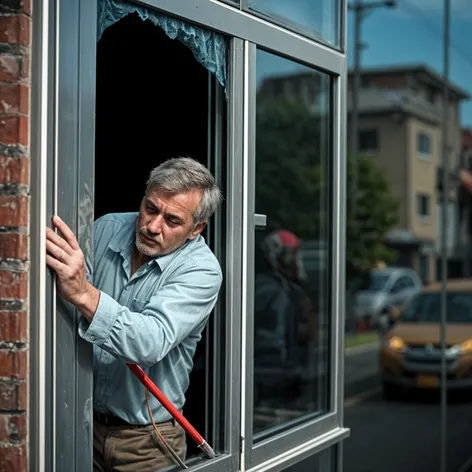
[126,363,215,459]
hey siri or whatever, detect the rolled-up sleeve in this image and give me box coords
[78,264,222,366]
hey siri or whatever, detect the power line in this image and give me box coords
[400,0,472,68]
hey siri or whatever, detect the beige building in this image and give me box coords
[348,64,469,283]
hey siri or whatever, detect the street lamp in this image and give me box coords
[348,0,397,220]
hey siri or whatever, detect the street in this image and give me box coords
[343,387,472,472]
[291,344,472,472]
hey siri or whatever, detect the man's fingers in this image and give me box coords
[46,239,69,262]
[46,253,65,271]
[51,215,80,251]
[45,227,74,256]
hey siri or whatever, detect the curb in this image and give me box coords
[345,341,380,357]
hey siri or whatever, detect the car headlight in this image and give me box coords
[459,339,472,353]
[386,336,405,352]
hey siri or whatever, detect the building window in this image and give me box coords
[417,194,431,220]
[419,255,429,284]
[418,132,431,156]
[358,129,378,152]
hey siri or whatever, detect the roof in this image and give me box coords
[348,87,443,124]
[424,279,472,293]
[348,63,470,100]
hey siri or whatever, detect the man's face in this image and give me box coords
[135,186,206,258]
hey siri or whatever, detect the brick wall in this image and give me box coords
[0,1,31,471]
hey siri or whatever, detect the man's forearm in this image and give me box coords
[75,283,101,322]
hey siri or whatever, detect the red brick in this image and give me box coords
[0,84,28,115]
[0,444,27,471]
[11,413,26,441]
[0,414,25,442]
[0,272,26,300]
[0,234,27,260]
[0,381,26,411]
[0,15,30,46]
[0,116,28,146]
[0,350,26,379]
[0,196,28,227]
[0,157,29,185]
[0,312,26,342]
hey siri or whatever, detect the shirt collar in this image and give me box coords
[108,216,136,258]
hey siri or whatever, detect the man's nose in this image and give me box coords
[147,215,163,234]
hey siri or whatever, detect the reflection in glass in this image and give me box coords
[248,0,339,47]
[253,50,331,438]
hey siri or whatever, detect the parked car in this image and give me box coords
[354,267,423,330]
[380,279,472,398]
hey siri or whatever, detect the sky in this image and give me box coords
[253,0,472,128]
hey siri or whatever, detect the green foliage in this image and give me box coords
[346,154,399,280]
[254,93,399,280]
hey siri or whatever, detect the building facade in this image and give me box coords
[0,1,348,471]
[348,65,469,284]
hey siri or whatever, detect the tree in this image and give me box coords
[254,93,399,282]
[345,154,399,283]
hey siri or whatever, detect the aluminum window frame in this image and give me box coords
[242,0,342,51]
[241,40,348,471]
[31,0,348,469]
[132,0,344,77]
[128,0,349,469]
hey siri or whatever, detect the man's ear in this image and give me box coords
[189,221,207,240]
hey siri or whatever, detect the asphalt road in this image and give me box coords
[343,387,472,472]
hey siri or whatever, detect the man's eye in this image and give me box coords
[147,206,157,214]
[168,219,179,225]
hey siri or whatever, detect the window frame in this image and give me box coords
[242,0,342,50]
[417,193,431,220]
[241,38,348,472]
[358,129,379,153]
[417,132,432,157]
[31,0,348,471]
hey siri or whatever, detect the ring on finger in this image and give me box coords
[59,249,65,260]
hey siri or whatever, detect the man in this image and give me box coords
[46,157,223,472]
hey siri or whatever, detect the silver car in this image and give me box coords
[354,268,423,330]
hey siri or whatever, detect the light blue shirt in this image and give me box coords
[78,212,222,424]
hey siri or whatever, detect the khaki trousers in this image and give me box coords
[93,418,187,472]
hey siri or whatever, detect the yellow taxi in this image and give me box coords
[380,279,472,398]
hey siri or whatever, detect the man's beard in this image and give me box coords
[135,227,192,258]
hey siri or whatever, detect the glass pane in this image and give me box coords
[248,0,339,47]
[253,49,332,439]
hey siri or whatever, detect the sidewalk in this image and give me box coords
[344,341,380,398]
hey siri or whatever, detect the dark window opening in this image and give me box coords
[417,132,431,154]
[417,194,430,218]
[95,13,223,462]
[358,129,378,152]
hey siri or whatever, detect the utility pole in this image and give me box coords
[348,0,396,220]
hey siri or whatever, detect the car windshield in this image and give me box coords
[402,292,472,323]
[362,271,390,291]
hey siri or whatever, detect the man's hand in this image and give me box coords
[46,215,100,322]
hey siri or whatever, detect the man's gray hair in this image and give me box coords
[146,157,223,225]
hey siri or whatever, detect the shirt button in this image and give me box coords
[91,335,96,341]
[124,286,130,291]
